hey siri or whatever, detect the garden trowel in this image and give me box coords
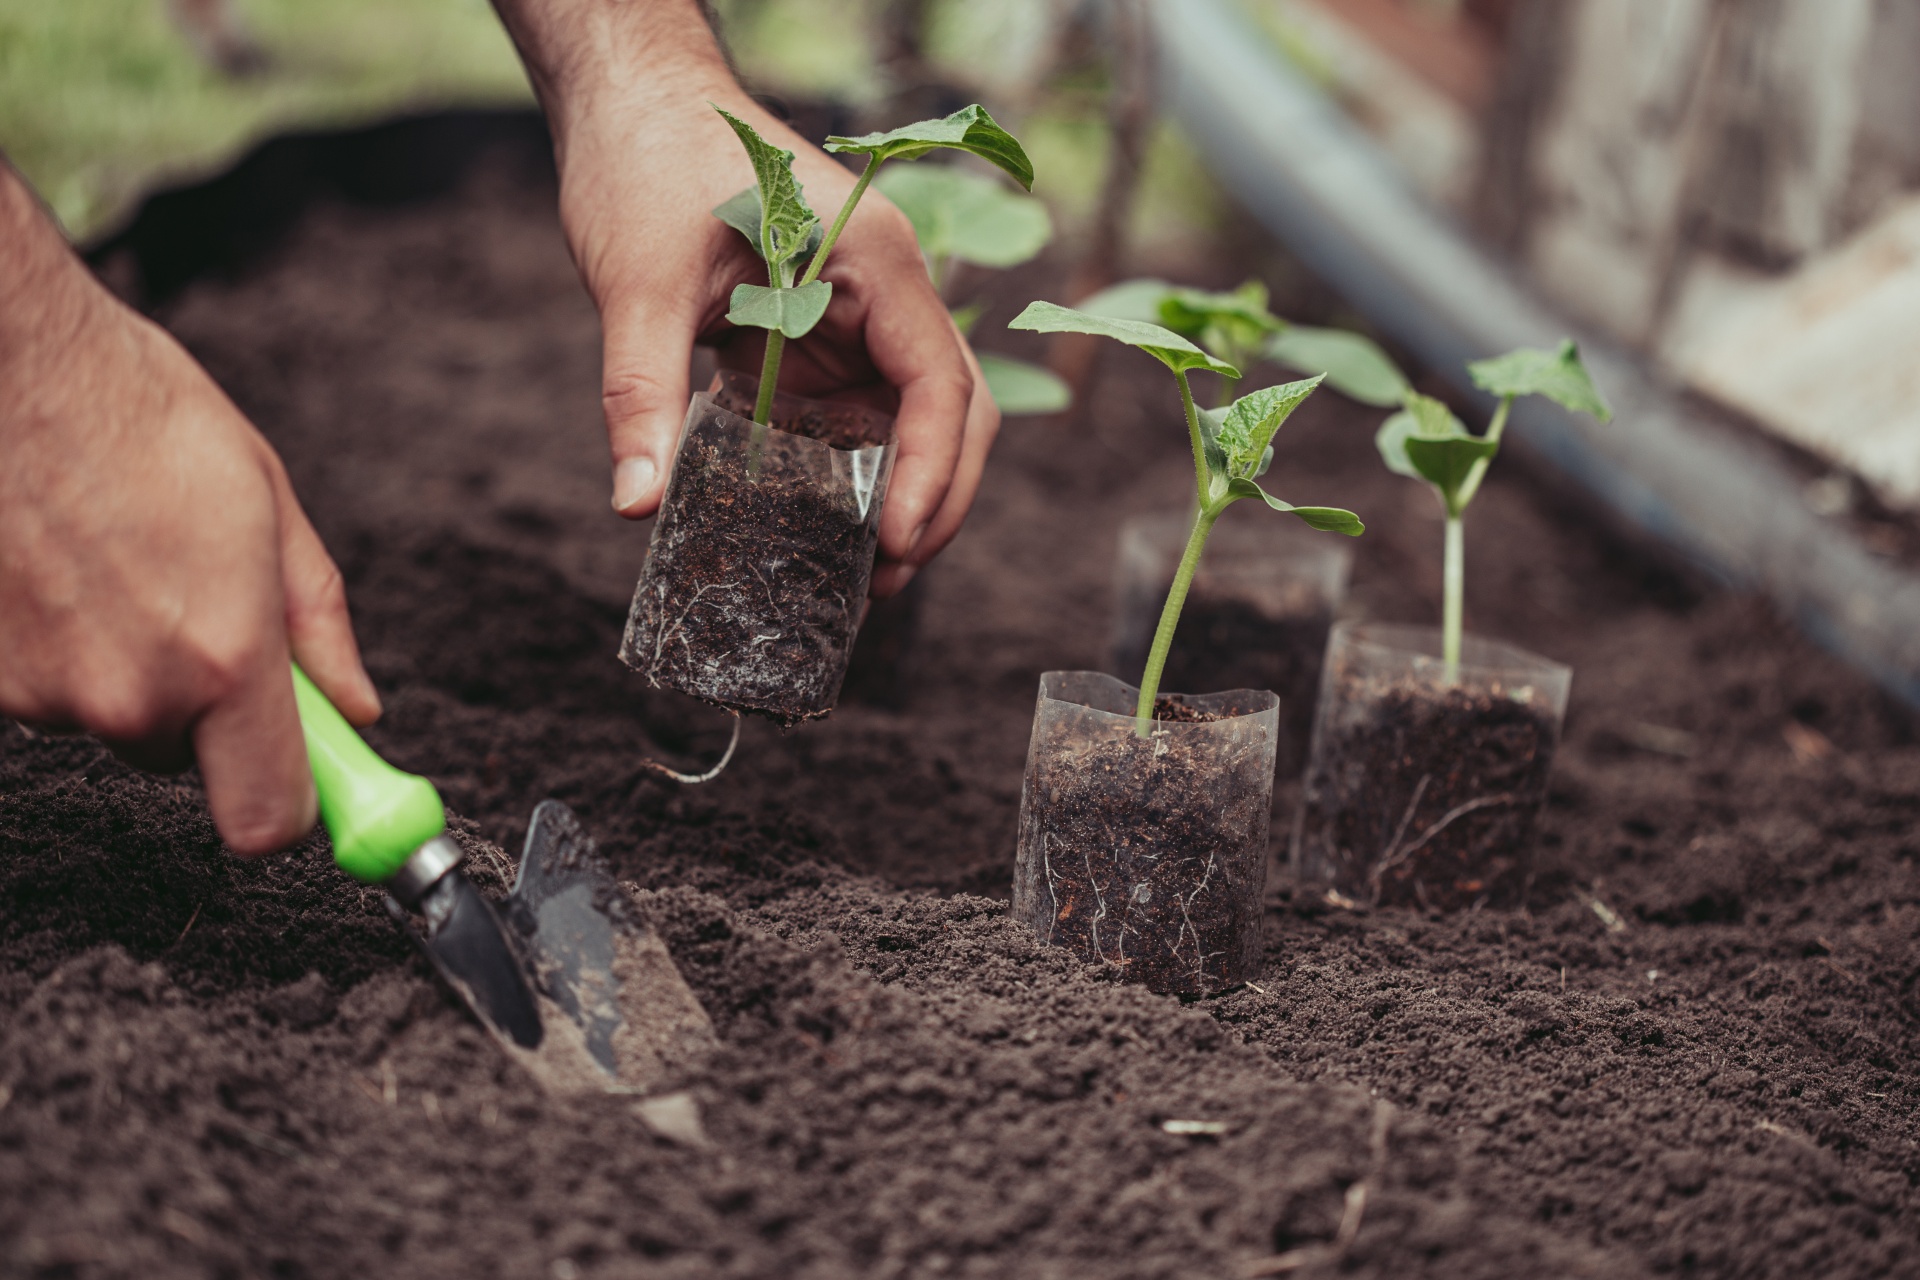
[291,665,712,1090]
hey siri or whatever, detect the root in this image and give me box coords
[640,713,743,785]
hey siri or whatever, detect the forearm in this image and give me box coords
[488,0,735,148]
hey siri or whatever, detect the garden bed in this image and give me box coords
[5,146,1920,1279]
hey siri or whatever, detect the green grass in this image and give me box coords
[0,0,531,239]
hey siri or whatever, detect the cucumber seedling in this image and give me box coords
[713,104,1034,431]
[1009,301,1364,735]
[1375,339,1611,674]
[1081,277,1409,409]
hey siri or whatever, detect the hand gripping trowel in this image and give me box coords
[291,665,713,1092]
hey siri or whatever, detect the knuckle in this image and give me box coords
[77,680,165,743]
[602,368,677,429]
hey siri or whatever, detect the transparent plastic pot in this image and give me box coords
[1291,623,1571,911]
[1012,671,1280,995]
[1110,510,1349,772]
[619,371,896,725]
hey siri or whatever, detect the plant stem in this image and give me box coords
[753,332,784,426]
[1134,506,1220,735]
[1442,513,1464,678]
[799,154,880,288]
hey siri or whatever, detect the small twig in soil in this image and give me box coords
[379,1058,398,1106]
[639,713,743,785]
[172,902,203,947]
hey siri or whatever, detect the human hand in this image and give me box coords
[491,0,999,596]
[0,167,380,854]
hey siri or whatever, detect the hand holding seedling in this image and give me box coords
[1375,340,1611,671]
[0,162,381,855]
[1010,302,1363,733]
[490,0,997,597]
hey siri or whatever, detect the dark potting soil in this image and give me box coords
[1294,674,1560,911]
[6,154,1920,1278]
[618,375,891,726]
[1012,695,1273,996]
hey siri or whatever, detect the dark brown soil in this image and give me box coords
[5,151,1920,1279]
[618,372,892,725]
[1294,673,1561,910]
[1011,691,1274,995]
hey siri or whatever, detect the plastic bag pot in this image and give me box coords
[1110,511,1349,772]
[619,371,896,725]
[1012,671,1280,995]
[1291,623,1571,911]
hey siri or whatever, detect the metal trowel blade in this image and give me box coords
[387,868,544,1051]
[504,800,633,1079]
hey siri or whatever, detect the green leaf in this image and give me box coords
[1223,478,1364,534]
[1076,277,1174,324]
[978,353,1071,415]
[876,165,1051,269]
[1265,325,1409,407]
[1374,410,1425,481]
[1159,281,1280,335]
[1467,339,1612,421]
[726,280,833,339]
[713,186,824,266]
[1006,301,1239,378]
[1377,393,1495,515]
[1289,505,1367,535]
[714,107,819,282]
[1215,376,1325,477]
[826,104,1034,190]
[1197,405,1230,481]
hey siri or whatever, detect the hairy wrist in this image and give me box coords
[0,166,104,393]
[490,0,736,146]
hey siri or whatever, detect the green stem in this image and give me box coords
[752,331,784,427]
[798,154,880,288]
[746,330,784,481]
[1442,512,1464,679]
[1134,506,1221,736]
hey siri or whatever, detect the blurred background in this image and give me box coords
[8,0,1920,688]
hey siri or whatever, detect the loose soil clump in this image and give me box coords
[6,146,1920,1279]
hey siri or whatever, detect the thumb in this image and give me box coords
[600,291,700,520]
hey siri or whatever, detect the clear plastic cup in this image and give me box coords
[1292,622,1572,910]
[1110,510,1350,771]
[619,371,896,724]
[1011,671,1280,994]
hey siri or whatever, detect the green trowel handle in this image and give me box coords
[290,664,445,883]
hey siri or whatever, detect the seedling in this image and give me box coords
[1009,301,1363,735]
[1376,339,1610,673]
[877,162,1070,415]
[1081,277,1409,408]
[713,104,1034,429]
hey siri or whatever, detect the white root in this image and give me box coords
[639,713,743,785]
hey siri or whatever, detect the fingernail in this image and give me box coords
[612,456,658,513]
[904,521,930,560]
